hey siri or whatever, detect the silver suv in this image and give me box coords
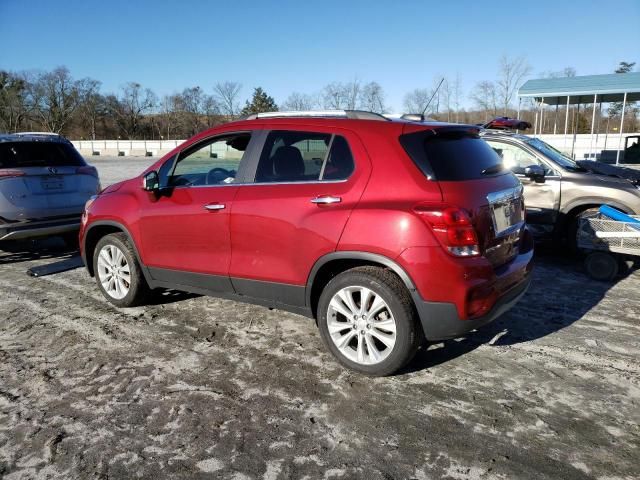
[0,133,100,244]
[482,131,640,246]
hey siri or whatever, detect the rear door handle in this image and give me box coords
[204,203,225,210]
[310,196,341,205]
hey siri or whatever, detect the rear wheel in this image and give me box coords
[584,252,619,281]
[317,266,421,376]
[93,233,149,307]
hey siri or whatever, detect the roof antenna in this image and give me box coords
[421,77,445,117]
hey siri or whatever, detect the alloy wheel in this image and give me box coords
[326,286,397,365]
[96,244,131,300]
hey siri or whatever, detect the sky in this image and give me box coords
[1,0,639,111]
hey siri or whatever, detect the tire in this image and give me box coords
[584,252,619,281]
[317,266,421,376]
[93,233,150,307]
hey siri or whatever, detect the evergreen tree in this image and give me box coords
[240,87,278,116]
[608,61,636,118]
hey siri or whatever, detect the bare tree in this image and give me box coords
[452,73,462,123]
[359,81,386,113]
[403,88,431,114]
[177,86,218,135]
[30,67,97,134]
[106,82,157,139]
[441,77,452,122]
[322,82,348,110]
[281,92,319,111]
[0,70,31,132]
[213,81,242,117]
[78,79,104,140]
[470,81,498,120]
[322,80,361,110]
[497,55,532,115]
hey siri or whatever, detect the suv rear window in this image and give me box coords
[400,129,504,181]
[0,141,86,168]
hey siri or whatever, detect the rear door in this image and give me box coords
[229,127,371,304]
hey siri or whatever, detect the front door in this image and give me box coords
[137,132,255,291]
[486,139,561,229]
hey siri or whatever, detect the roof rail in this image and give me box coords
[16,132,62,136]
[243,110,389,121]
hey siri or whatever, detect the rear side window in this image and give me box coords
[256,131,354,183]
[0,142,86,168]
[400,129,504,181]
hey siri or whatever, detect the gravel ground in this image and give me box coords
[0,158,638,479]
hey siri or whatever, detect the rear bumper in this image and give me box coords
[0,216,81,241]
[400,228,534,341]
[413,274,531,341]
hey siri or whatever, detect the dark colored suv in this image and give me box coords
[80,111,533,376]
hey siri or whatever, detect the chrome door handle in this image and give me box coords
[204,203,225,210]
[310,196,341,205]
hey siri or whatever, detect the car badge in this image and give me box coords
[48,167,58,174]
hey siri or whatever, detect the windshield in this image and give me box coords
[524,137,584,171]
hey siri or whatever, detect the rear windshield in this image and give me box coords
[0,141,86,168]
[400,129,505,181]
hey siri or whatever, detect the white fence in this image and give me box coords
[72,132,639,162]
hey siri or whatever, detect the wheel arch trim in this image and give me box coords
[305,251,417,308]
[83,220,150,283]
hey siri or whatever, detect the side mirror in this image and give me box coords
[142,171,159,191]
[524,164,545,183]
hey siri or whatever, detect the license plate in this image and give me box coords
[487,186,524,237]
[41,176,64,190]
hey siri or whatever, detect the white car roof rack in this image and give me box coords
[15,132,62,136]
[244,110,388,121]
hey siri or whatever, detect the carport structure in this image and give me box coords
[517,72,640,163]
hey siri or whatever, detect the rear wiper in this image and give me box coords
[481,164,504,175]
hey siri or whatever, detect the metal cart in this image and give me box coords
[577,211,640,280]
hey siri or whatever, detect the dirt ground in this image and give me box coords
[0,157,639,479]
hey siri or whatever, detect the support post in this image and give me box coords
[540,98,545,135]
[589,94,597,159]
[553,103,559,134]
[563,95,570,149]
[571,101,580,159]
[616,92,628,165]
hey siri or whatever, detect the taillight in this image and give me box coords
[414,204,480,257]
[0,169,26,179]
[76,166,98,178]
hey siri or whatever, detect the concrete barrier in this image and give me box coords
[71,139,186,157]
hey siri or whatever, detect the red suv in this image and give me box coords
[80,111,533,376]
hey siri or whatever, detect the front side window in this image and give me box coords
[486,140,553,175]
[169,133,250,187]
[255,131,354,183]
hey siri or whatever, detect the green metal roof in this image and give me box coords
[518,72,640,105]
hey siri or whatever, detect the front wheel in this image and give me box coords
[93,233,149,307]
[317,266,421,376]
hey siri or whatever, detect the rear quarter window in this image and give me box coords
[0,142,86,168]
[400,129,505,181]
